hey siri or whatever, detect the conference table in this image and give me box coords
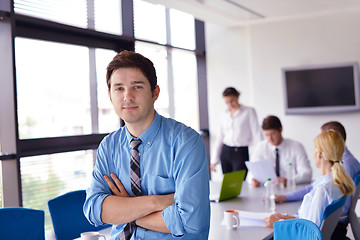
[209,180,303,240]
[75,181,303,240]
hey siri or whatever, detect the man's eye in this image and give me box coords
[135,86,143,89]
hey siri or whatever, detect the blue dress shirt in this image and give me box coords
[84,112,210,240]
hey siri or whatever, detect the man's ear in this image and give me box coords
[153,85,160,101]
[108,90,112,103]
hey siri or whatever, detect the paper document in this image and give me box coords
[245,160,277,183]
[221,210,269,227]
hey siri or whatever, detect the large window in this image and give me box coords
[16,38,92,139]
[21,150,94,230]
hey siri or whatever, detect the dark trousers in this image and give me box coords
[220,144,249,178]
[331,221,348,240]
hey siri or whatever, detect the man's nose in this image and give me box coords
[124,89,134,102]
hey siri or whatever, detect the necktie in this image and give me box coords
[275,148,280,177]
[119,139,142,240]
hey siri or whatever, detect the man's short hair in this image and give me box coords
[262,115,282,131]
[106,50,157,92]
[222,87,240,97]
[320,121,347,141]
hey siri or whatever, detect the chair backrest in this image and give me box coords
[48,190,110,240]
[0,207,45,240]
[273,218,323,240]
[349,173,360,240]
[320,196,346,240]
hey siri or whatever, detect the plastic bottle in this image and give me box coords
[287,163,296,190]
[264,178,276,212]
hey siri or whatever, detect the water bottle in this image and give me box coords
[287,163,296,190]
[264,178,276,212]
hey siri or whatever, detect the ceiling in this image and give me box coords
[145,0,360,26]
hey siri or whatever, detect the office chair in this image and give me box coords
[0,207,45,240]
[319,196,347,240]
[48,190,110,240]
[273,218,322,240]
[349,173,360,240]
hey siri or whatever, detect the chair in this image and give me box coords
[349,173,360,240]
[273,218,323,240]
[319,195,347,240]
[0,207,45,240]
[48,190,110,240]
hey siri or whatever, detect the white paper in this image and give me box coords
[245,160,277,183]
[221,210,269,227]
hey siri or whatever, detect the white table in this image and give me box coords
[209,181,303,240]
[75,182,303,240]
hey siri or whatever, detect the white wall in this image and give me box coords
[206,10,360,179]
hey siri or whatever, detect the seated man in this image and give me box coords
[250,115,312,187]
[275,121,360,239]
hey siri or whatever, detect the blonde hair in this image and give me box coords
[314,130,355,196]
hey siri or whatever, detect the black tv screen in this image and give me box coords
[283,62,360,114]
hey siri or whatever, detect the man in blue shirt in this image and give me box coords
[83,51,210,240]
[274,121,360,239]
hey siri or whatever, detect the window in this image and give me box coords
[94,0,122,34]
[14,0,88,28]
[20,150,95,230]
[134,0,166,44]
[173,50,199,130]
[15,38,91,139]
[170,9,195,50]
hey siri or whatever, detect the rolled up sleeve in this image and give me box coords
[162,132,210,238]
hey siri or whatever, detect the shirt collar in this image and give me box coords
[125,111,160,147]
[272,138,286,151]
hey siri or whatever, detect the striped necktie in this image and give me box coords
[119,139,142,240]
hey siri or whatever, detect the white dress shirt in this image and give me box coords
[298,173,343,227]
[212,105,263,164]
[251,138,312,184]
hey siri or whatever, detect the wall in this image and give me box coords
[206,10,360,180]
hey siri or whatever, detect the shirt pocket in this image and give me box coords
[146,175,175,195]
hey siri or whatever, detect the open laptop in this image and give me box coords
[210,170,246,202]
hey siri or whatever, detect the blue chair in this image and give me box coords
[349,173,360,240]
[0,207,45,240]
[48,190,110,240]
[320,196,347,240]
[274,218,322,240]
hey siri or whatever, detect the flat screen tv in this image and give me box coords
[282,62,360,115]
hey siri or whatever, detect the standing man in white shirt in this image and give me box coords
[210,87,263,177]
[251,115,312,187]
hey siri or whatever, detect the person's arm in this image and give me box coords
[103,174,173,232]
[162,131,210,237]
[282,184,313,202]
[102,174,174,227]
[264,213,296,227]
[294,143,312,184]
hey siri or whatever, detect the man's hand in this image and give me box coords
[104,173,130,197]
[210,163,218,172]
[274,194,287,203]
[251,179,261,188]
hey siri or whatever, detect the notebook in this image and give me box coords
[210,170,246,202]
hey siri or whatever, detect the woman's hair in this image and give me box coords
[222,87,240,97]
[314,130,355,196]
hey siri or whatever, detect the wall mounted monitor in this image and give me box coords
[282,62,360,115]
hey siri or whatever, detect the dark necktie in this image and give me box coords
[275,148,280,177]
[119,139,142,240]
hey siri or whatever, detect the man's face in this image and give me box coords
[108,67,159,127]
[263,129,283,146]
[223,95,240,111]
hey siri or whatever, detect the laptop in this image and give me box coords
[210,170,246,202]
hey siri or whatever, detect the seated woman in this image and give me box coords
[264,129,355,228]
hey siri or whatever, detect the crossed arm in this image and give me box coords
[101,173,174,233]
